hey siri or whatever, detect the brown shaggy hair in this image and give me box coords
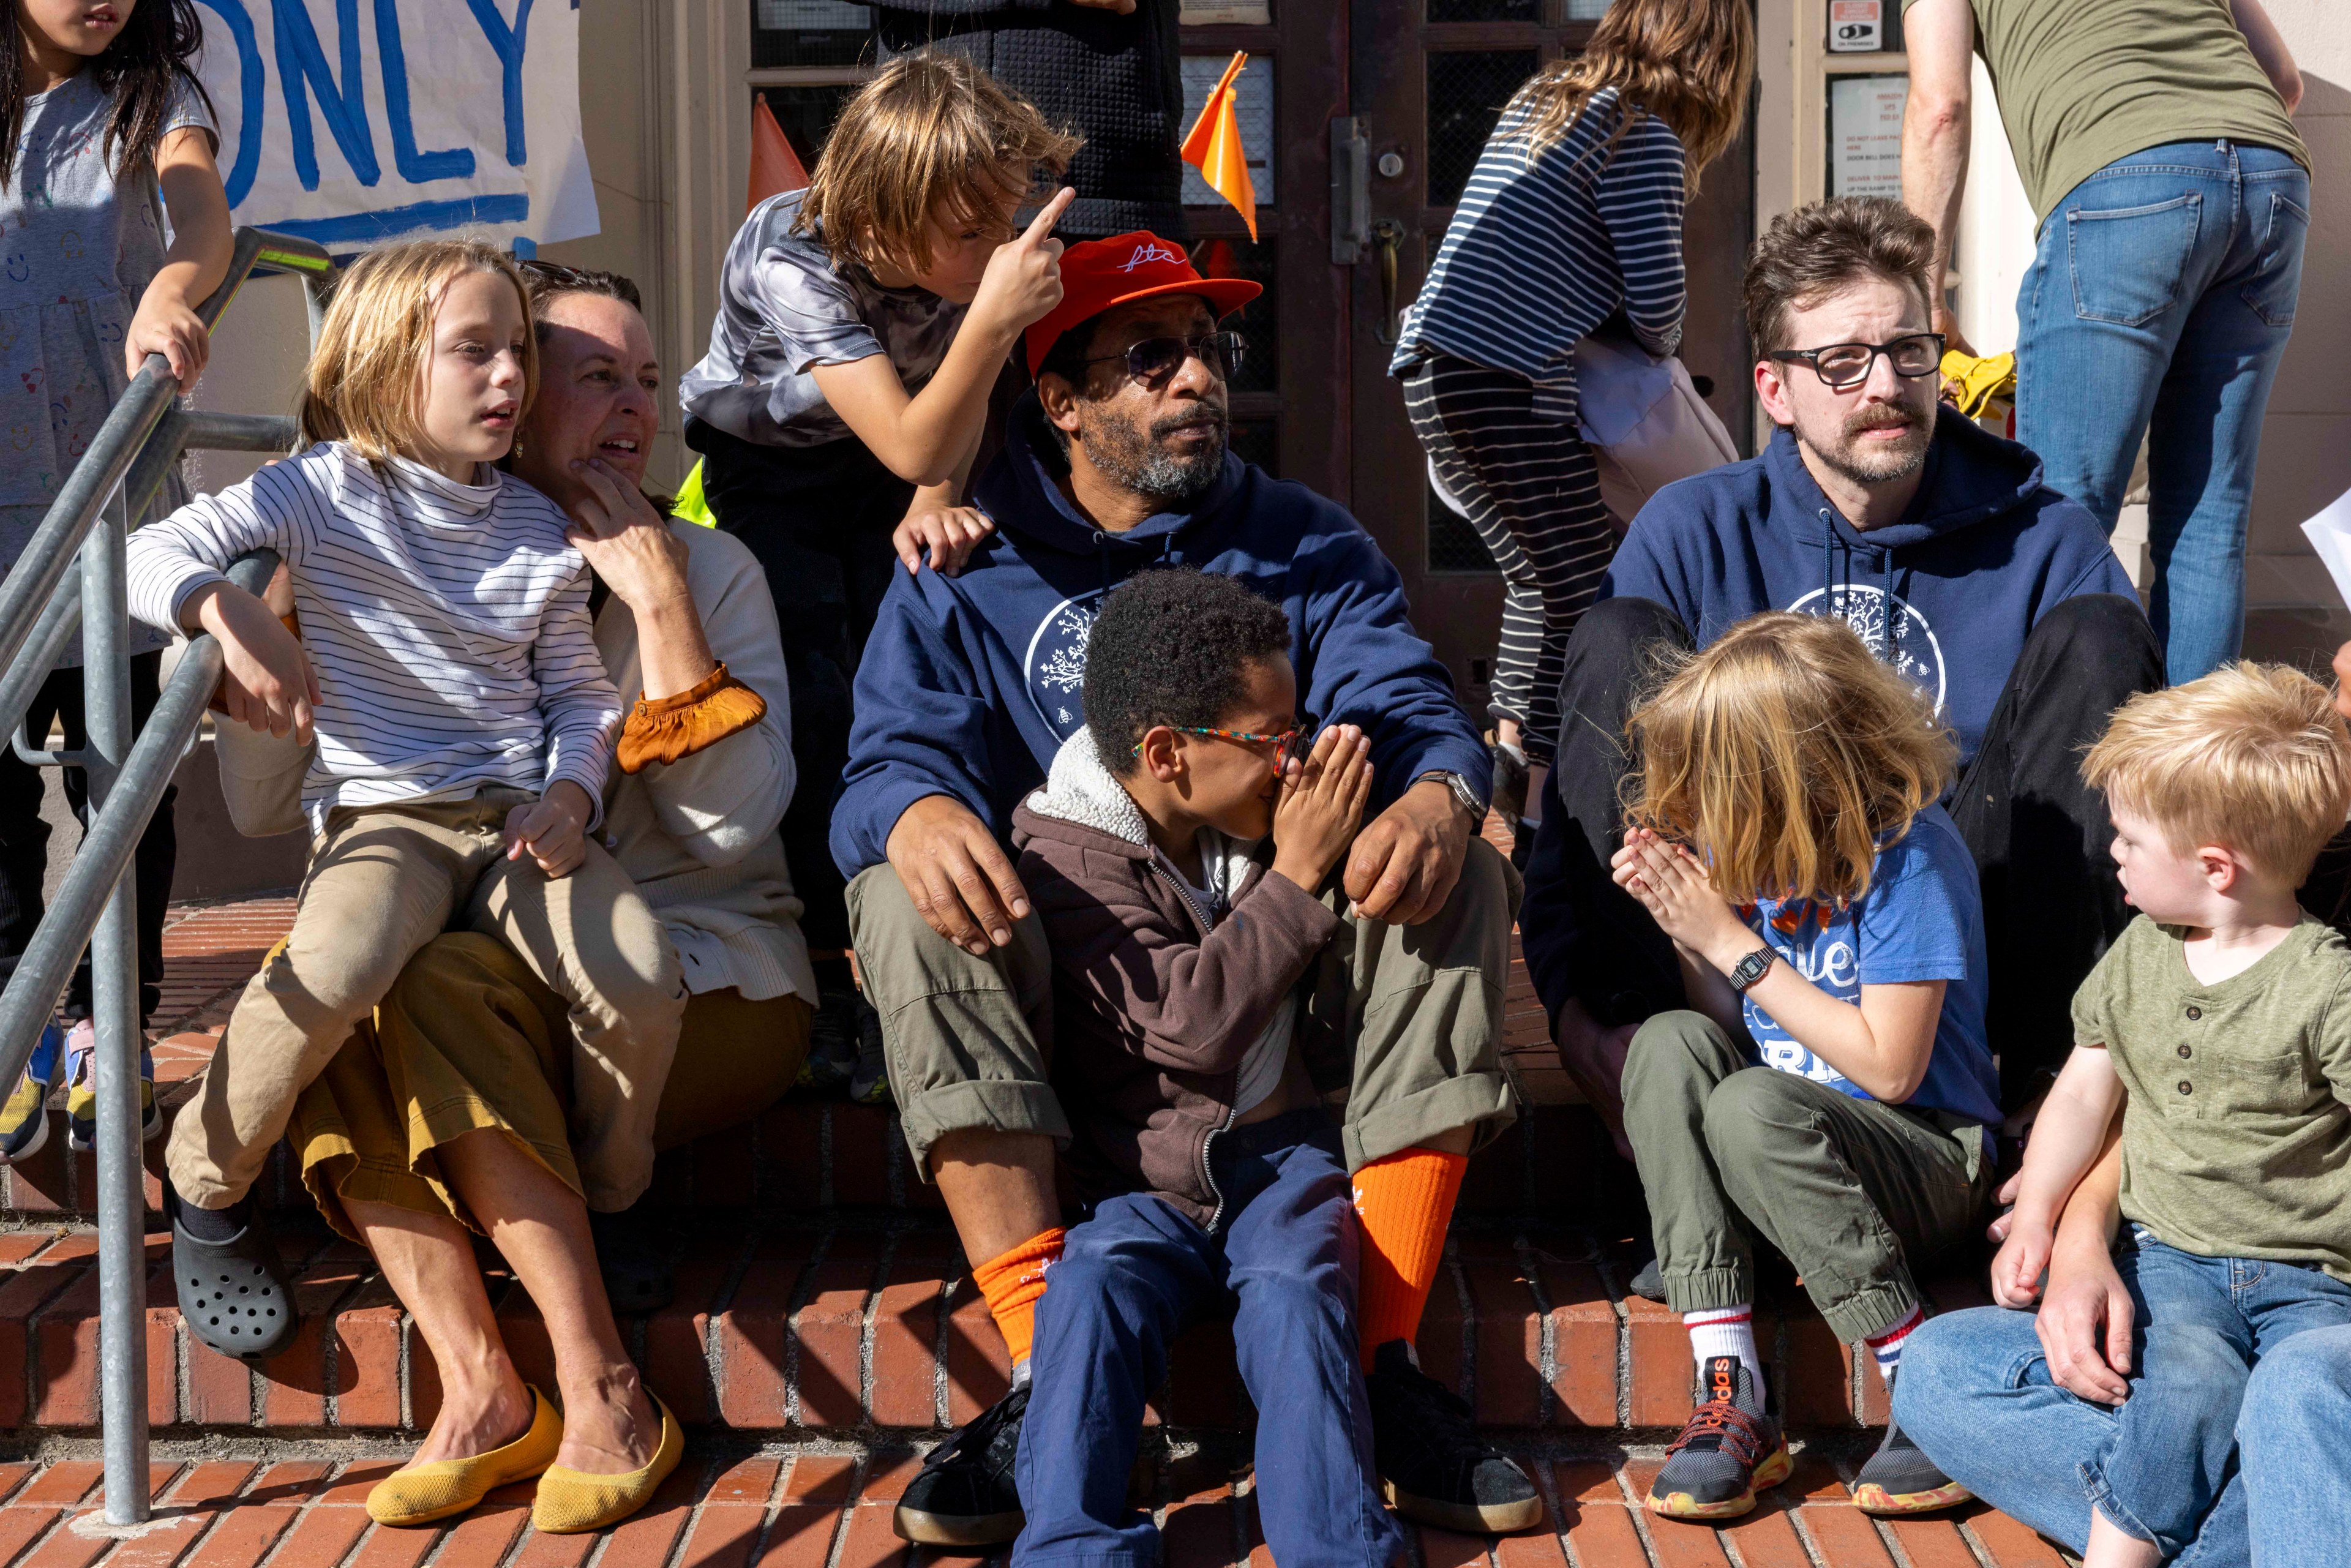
[1742,197,1938,361]
[1505,0,1753,182]
[1622,612,1957,906]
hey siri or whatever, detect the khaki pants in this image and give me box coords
[167,792,686,1212]
[290,931,811,1237]
[849,835,1522,1177]
[1621,1010,1992,1343]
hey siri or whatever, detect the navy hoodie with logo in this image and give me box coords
[829,396,1490,879]
[1601,407,2135,765]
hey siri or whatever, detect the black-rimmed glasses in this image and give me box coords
[1766,332,1944,390]
[1082,331,1246,388]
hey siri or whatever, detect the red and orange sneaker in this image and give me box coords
[1646,1356,1791,1521]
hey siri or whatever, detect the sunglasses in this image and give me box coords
[1082,331,1246,388]
[1134,725,1312,768]
[1765,332,1945,391]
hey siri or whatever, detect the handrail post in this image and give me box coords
[84,486,148,1526]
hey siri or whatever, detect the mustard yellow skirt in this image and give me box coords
[290,930,812,1240]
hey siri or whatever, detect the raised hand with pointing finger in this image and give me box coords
[968,186,1074,342]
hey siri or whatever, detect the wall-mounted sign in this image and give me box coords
[1181,0,1272,23]
[193,0,596,252]
[1829,0,1884,53]
[1828,73,1908,200]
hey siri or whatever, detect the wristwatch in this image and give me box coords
[1414,769,1487,824]
[1726,947,1777,992]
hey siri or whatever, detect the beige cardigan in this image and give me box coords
[213,520,816,1006]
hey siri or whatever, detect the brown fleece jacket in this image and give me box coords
[1011,729,1343,1228]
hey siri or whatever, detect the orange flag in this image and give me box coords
[749,94,810,213]
[1180,52,1257,241]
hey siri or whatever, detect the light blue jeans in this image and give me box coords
[1892,1233,2351,1562]
[2014,139,2309,685]
[2240,1324,2351,1567]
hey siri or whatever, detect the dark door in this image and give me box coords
[1177,0,1754,698]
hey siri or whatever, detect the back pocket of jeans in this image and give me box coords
[2242,190,2308,328]
[2068,193,2202,326]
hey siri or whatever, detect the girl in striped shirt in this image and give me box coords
[125,241,684,1364]
[1392,0,1751,845]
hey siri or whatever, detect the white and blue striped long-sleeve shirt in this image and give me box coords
[1392,87,1687,423]
[126,443,621,834]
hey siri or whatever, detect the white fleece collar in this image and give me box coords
[1025,727,1152,847]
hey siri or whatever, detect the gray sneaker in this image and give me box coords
[1646,1357,1790,1521]
[1853,1373,1971,1515]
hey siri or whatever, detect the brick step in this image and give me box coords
[0,1445,2070,1568]
[0,1218,1990,1441]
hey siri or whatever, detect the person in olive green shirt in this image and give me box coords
[1900,0,2306,686]
[1891,661,2351,1567]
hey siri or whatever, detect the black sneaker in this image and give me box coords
[1365,1339,1544,1533]
[1852,1374,1970,1515]
[1489,741,1529,825]
[1627,1256,1668,1304]
[894,1384,1027,1545]
[1646,1356,1790,1521]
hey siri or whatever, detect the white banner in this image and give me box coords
[190,0,598,252]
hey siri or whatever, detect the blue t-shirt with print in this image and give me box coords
[1738,804,2001,1127]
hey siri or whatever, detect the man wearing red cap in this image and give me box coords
[830,234,1540,1546]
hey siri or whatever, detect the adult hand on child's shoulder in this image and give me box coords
[887,794,1032,956]
[894,505,996,576]
[1273,726,1372,895]
[564,458,691,612]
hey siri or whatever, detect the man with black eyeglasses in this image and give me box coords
[1524,194,2162,1164]
[828,234,1540,1548]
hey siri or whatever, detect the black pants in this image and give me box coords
[1520,593,2164,1111]
[687,419,915,949]
[0,653,176,1026]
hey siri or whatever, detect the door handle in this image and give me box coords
[1330,118,1370,264]
[1371,219,1403,345]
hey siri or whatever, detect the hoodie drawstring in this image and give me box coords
[1818,507,1905,665]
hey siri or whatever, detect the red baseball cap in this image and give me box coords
[1024,231,1262,377]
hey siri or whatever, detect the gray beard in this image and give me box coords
[1082,407,1228,504]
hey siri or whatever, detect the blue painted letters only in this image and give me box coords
[272,0,381,189]
[375,0,474,182]
[192,0,265,207]
[464,0,535,167]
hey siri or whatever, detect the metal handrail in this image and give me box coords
[0,226,331,1529]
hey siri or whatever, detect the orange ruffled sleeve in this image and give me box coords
[615,662,768,775]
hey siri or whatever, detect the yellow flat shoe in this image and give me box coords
[531,1395,683,1534]
[368,1386,564,1527]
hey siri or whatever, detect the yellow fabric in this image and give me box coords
[1351,1147,1468,1370]
[1939,350,2017,420]
[290,931,812,1239]
[616,663,769,775]
[367,1385,563,1526]
[973,1226,1065,1368]
[671,461,716,528]
[1179,53,1257,241]
[531,1397,684,1534]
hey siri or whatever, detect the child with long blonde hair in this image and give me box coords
[1607,611,2000,1522]
[1393,0,1753,849]
[123,242,683,1414]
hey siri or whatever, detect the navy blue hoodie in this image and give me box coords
[830,397,1490,878]
[1602,408,2135,764]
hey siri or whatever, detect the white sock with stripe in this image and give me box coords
[1865,1305,1926,1387]
[1683,1305,1761,1386]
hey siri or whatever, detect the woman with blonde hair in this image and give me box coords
[1607,612,2000,1523]
[1392,0,1753,850]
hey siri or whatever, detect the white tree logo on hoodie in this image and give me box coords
[1025,594,1106,736]
[1785,585,1948,713]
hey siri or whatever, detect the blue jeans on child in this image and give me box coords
[2013,138,2308,685]
[1893,1232,2351,1562]
[1014,1109,1404,1568]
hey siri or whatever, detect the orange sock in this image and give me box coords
[1351,1147,1468,1371]
[973,1227,1065,1370]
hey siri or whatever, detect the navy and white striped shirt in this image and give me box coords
[1392,86,1687,423]
[126,443,620,833]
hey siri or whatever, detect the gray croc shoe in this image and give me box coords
[168,1190,301,1362]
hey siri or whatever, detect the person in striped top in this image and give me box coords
[124,241,684,1370]
[1392,0,1751,848]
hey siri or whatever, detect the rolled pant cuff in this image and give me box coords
[1341,1071,1516,1171]
[1819,1280,1924,1346]
[896,1078,1071,1182]
[2078,1468,2164,1551]
[1662,1267,1752,1316]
